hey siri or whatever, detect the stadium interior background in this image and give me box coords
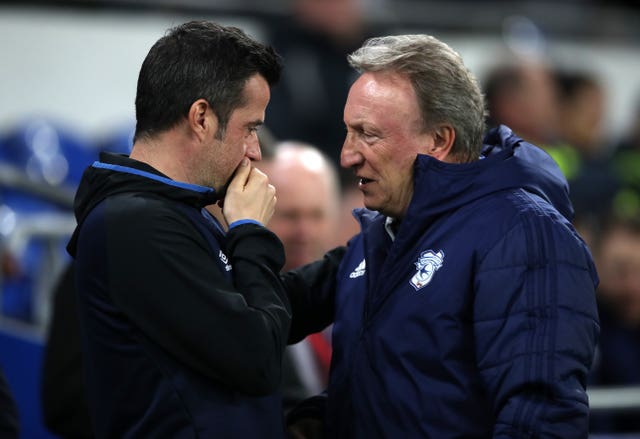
[1,1,639,437]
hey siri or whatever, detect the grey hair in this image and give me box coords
[348,35,486,162]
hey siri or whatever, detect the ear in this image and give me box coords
[188,99,218,142]
[428,124,456,162]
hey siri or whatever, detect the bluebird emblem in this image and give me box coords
[410,250,444,291]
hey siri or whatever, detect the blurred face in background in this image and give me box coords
[261,144,340,271]
[597,223,640,326]
[519,65,559,139]
[559,81,605,156]
[489,62,559,145]
[294,0,364,43]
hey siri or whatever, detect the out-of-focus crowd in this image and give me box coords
[0,0,639,436]
[482,57,640,433]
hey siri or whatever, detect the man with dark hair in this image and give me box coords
[285,34,599,437]
[66,21,291,438]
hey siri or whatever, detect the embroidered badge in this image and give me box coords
[409,250,444,291]
[349,259,366,278]
[218,250,232,272]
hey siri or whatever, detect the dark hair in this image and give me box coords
[555,70,600,103]
[134,21,282,142]
[483,64,524,128]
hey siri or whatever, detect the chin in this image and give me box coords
[364,200,387,214]
[362,197,379,212]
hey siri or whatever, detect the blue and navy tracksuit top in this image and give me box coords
[67,152,291,438]
[287,125,600,438]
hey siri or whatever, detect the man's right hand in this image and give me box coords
[222,158,277,226]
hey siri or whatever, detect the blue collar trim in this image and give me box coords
[92,161,215,194]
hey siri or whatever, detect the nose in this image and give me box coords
[246,132,262,161]
[340,133,362,169]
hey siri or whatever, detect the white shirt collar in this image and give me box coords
[384,216,397,241]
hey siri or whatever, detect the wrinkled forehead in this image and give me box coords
[345,72,422,129]
[349,71,417,104]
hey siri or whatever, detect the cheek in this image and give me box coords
[388,153,415,182]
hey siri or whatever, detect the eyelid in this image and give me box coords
[362,131,379,141]
[345,124,378,142]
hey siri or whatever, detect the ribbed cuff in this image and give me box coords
[228,219,264,229]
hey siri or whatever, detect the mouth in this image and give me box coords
[358,177,374,186]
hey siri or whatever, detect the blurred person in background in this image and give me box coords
[611,96,640,221]
[0,368,19,439]
[589,213,640,434]
[66,21,292,438]
[0,238,21,439]
[266,0,384,180]
[262,142,341,272]
[260,141,341,413]
[555,70,619,232]
[284,34,599,438]
[484,58,578,186]
[556,71,608,161]
[484,61,620,241]
[484,58,561,148]
[41,263,93,439]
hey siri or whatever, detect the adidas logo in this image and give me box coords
[349,259,366,278]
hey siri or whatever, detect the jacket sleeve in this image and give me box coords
[105,200,291,396]
[473,214,600,438]
[280,246,346,344]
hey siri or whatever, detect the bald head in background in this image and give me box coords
[261,142,341,271]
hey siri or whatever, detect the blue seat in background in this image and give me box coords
[0,327,57,439]
[0,118,98,189]
[0,119,91,323]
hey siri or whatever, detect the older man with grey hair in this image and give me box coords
[284,34,599,438]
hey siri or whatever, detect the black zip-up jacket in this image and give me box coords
[67,152,292,438]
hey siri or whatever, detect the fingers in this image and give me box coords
[246,170,276,222]
[222,161,278,225]
[227,158,251,193]
[266,185,276,220]
[247,169,276,214]
[244,165,268,190]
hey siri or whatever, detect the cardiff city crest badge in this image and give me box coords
[409,250,444,291]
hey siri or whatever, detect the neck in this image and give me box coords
[130,131,193,184]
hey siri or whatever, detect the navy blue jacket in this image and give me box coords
[67,153,291,438]
[289,126,600,438]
